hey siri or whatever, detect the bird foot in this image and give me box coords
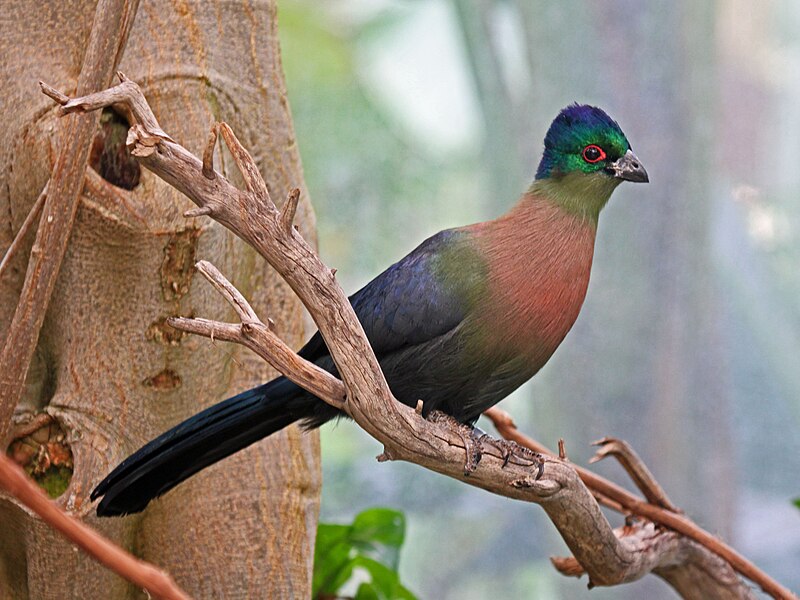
[427,411,484,475]
[478,436,545,478]
[426,412,545,478]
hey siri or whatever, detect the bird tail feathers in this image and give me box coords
[91,377,306,516]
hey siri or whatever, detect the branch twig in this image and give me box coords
[590,436,679,511]
[0,454,190,600]
[167,261,346,410]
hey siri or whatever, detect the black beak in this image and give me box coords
[610,150,648,183]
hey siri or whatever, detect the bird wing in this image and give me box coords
[299,229,475,363]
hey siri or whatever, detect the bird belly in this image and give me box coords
[376,321,500,422]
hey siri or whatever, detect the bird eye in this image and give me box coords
[582,144,606,163]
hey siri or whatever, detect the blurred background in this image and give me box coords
[278,1,800,597]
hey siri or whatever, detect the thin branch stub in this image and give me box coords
[376,448,395,462]
[216,122,269,201]
[39,81,69,106]
[558,438,568,460]
[202,123,218,180]
[194,260,259,323]
[184,206,212,219]
[279,188,300,233]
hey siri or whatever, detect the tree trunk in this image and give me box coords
[0,1,320,598]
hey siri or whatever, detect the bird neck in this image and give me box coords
[529,171,621,224]
[475,188,599,253]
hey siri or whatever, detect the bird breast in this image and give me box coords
[476,204,597,364]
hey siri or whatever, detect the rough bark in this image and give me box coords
[0,2,320,598]
[0,454,189,600]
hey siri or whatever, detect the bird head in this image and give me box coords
[533,104,647,219]
[535,104,648,183]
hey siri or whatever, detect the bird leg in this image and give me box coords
[427,411,484,475]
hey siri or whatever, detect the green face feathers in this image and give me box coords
[535,104,631,180]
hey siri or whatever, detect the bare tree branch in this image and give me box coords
[39,77,796,600]
[484,407,788,599]
[552,520,756,600]
[279,188,301,235]
[167,261,346,410]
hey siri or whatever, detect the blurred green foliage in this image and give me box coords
[314,508,418,600]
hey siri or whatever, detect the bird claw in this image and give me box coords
[479,435,513,466]
[479,436,545,478]
[428,410,484,475]
[427,411,545,478]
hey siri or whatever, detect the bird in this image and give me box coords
[91,104,648,516]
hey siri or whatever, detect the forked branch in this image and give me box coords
[39,76,795,600]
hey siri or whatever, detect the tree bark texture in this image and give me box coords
[0,2,320,599]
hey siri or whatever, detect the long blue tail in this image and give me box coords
[91,377,312,516]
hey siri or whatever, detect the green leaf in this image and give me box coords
[313,524,354,596]
[313,508,417,600]
[315,523,351,554]
[794,498,800,510]
[349,508,406,570]
[351,557,415,600]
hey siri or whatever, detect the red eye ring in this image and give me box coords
[582,144,606,163]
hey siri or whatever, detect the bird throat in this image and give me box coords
[529,171,621,224]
